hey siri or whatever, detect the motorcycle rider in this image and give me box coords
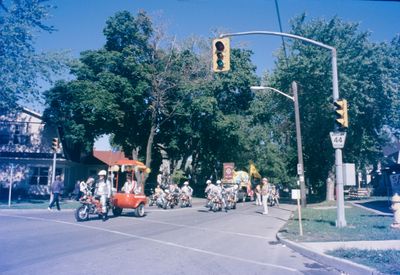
[215,180,228,212]
[270,185,280,207]
[204,179,216,208]
[181,181,193,206]
[170,183,181,206]
[95,170,112,221]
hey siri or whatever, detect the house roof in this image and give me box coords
[93,150,129,166]
[383,142,400,157]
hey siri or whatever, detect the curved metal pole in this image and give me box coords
[263,86,294,101]
[220,31,334,51]
[221,30,345,226]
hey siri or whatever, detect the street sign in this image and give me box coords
[297,163,303,175]
[291,189,300,200]
[330,132,347,149]
[223,162,235,180]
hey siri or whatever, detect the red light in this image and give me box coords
[215,41,225,51]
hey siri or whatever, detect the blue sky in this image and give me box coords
[34,0,400,149]
[36,0,399,73]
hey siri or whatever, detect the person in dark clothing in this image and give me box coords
[48,175,64,211]
[72,180,81,200]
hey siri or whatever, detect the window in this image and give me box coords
[29,167,50,185]
[0,124,11,145]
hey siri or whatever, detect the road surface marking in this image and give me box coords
[0,213,299,273]
[123,216,272,240]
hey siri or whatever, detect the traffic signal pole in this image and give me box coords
[51,151,57,188]
[220,31,347,226]
[332,49,347,227]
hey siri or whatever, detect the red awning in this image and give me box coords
[114,159,145,167]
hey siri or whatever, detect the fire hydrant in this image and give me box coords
[391,194,400,229]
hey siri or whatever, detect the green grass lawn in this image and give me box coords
[327,249,400,275]
[0,198,81,209]
[280,201,400,242]
[280,200,400,273]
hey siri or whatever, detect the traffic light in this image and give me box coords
[52,138,59,152]
[334,99,348,129]
[212,37,230,72]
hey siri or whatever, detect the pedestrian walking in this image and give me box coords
[260,177,270,215]
[255,183,262,206]
[48,175,64,211]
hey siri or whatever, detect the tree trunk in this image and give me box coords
[144,111,157,185]
[326,171,335,201]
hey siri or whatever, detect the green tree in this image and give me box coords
[269,15,399,197]
[44,11,152,161]
[0,0,66,114]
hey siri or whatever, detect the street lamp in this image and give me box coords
[251,81,306,208]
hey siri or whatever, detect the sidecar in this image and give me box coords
[109,159,150,217]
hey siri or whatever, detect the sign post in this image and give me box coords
[8,163,14,207]
[291,189,303,236]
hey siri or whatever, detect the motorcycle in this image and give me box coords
[163,190,179,209]
[75,192,110,222]
[148,189,157,206]
[209,192,225,212]
[179,193,192,208]
[225,189,237,210]
[155,192,167,208]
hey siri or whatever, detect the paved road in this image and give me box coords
[0,200,341,275]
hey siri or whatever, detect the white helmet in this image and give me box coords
[184,181,189,185]
[216,180,221,185]
[206,180,212,184]
[98,170,107,176]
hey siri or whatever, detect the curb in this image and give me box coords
[276,233,381,275]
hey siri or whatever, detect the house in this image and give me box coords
[371,142,400,196]
[0,108,126,197]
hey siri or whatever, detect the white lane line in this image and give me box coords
[0,213,299,273]
[122,216,271,240]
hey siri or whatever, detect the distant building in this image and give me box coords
[371,142,400,196]
[0,108,126,197]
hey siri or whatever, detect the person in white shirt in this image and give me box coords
[95,170,112,221]
[181,181,193,206]
[122,178,135,194]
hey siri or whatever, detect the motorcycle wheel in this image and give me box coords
[135,203,145,217]
[232,203,236,209]
[112,206,123,216]
[212,204,218,212]
[75,205,89,222]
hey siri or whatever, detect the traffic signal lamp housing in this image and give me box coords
[334,99,348,129]
[212,37,230,72]
[52,138,59,152]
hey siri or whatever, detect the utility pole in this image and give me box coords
[250,82,306,207]
[293,82,306,208]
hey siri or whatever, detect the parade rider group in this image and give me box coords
[73,169,279,221]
